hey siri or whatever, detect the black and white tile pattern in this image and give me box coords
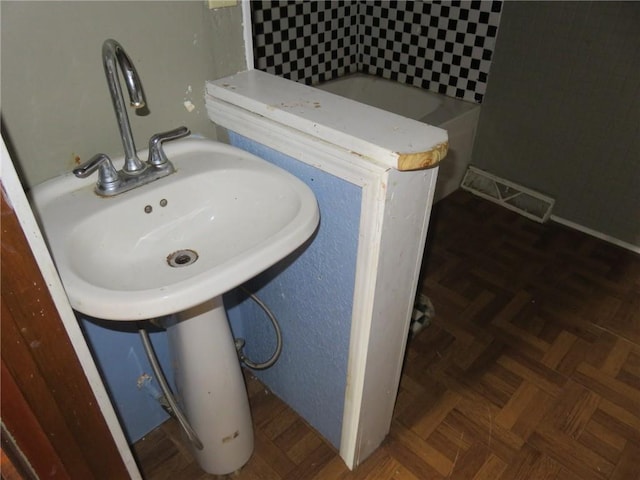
[252,1,360,85]
[251,1,503,103]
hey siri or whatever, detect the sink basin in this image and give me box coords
[30,138,319,321]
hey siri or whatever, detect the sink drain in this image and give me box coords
[167,249,198,268]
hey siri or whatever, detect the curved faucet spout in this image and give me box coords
[102,39,146,173]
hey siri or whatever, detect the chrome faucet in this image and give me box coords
[74,39,190,196]
[102,38,147,174]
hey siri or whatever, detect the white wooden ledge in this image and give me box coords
[206,70,448,171]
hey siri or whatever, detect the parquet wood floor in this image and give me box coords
[133,191,640,479]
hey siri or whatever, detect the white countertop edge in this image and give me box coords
[206,70,448,171]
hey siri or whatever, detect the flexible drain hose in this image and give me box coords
[235,287,283,370]
[138,326,204,450]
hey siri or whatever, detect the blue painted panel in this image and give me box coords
[80,316,174,443]
[226,132,362,448]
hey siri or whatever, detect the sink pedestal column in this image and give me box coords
[165,296,254,475]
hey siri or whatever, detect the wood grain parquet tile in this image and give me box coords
[383,434,443,480]
[388,423,452,477]
[254,430,296,478]
[610,440,640,480]
[494,381,540,431]
[133,191,640,479]
[472,453,508,480]
[527,424,613,480]
[498,444,563,480]
[543,380,601,438]
[578,425,625,466]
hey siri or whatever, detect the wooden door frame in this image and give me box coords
[1,145,139,479]
[1,189,133,479]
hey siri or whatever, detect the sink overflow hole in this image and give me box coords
[167,249,198,268]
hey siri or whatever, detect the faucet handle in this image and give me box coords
[73,153,120,190]
[148,126,190,167]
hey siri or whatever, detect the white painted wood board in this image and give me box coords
[206,70,448,171]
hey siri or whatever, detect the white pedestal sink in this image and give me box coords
[30,138,319,475]
[167,297,254,474]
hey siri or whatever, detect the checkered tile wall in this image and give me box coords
[252,1,360,84]
[251,1,503,103]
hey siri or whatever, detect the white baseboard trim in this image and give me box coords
[550,215,640,255]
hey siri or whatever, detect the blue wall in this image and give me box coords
[81,317,174,443]
[226,132,362,448]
